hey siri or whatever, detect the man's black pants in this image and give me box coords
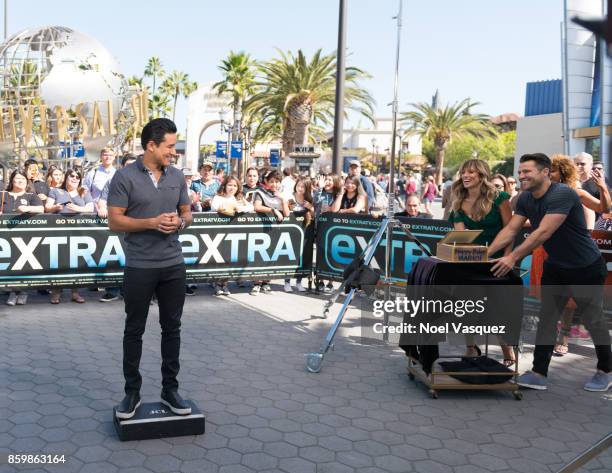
[122,263,186,394]
[534,256,611,376]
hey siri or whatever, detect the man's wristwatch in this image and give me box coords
[178,217,186,231]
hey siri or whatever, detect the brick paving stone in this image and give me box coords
[107,450,147,468]
[263,441,298,458]
[336,450,375,468]
[317,435,353,452]
[279,457,316,473]
[316,462,355,473]
[468,452,509,471]
[428,448,468,466]
[298,445,335,463]
[219,466,255,473]
[242,452,279,470]
[412,459,453,473]
[228,436,264,454]
[283,432,317,448]
[182,458,219,473]
[0,290,609,473]
[168,443,207,460]
[374,454,413,472]
[74,445,111,462]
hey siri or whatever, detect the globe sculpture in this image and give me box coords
[0,26,141,167]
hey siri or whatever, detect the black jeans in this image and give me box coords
[122,263,186,394]
[533,256,611,376]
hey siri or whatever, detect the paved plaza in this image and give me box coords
[0,282,611,473]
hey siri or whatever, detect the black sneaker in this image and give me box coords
[99,292,120,302]
[115,392,141,419]
[160,390,192,415]
[185,286,195,296]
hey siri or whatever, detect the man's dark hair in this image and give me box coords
[263,169,282,183]
[140,118,177,150]
[216,168,224,175]
[24,158,38,169]
[121,153,137,167]
[520,153,551,171]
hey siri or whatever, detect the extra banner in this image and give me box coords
[315,214,453,282]
[315,214,612,284]
[1,211,610,290]
[0,213,314,290]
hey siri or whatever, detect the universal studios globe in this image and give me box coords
[0,26,139,165]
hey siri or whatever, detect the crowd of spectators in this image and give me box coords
[1,148,610,310]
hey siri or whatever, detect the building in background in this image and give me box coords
[514,80,564,167]
[319,117,424,172]
[515,0,610,173]
[564,0,611,159]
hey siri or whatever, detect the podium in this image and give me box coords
[113,401,205,441]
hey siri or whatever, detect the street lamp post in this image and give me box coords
[219,109,247,178]
[371,137,377,173]
[332,0,348,174]
[219,110,231,174]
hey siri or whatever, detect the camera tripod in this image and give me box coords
[305,211,432,373]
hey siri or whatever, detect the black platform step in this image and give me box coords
[113,400,205,441]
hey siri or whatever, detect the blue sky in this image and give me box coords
[7,0,564,138]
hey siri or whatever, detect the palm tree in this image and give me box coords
[144,56,165,97]
[402,97,496,184]
[149,92,171,119]
[6,60,40,104]
[245,49,375,155]
[128,75,146,90]
[212,51,257,140]
[160,70,198,122]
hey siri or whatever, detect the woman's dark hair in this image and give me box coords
[520,153,551,170]
[45,165,62,187]
[140,118,177,150]
[263,169,282,183]
[327,173,343,197]
[7,169,29,192]
[344,175,365,197]
[294,176,313,204]
[245,167,260,182]
[218,175,244,198]
[61,168,86,197]
[492,173,510,194]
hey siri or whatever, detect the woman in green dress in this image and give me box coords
[449,159,515,365]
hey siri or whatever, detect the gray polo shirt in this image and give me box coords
[107,157,190,268]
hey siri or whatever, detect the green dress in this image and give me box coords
[449,191,510,258]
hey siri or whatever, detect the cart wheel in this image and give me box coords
[429,389,438,399]
[408,372,415,381]
[513,391,523,401]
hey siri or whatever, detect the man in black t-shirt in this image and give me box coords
[489,153,611,393]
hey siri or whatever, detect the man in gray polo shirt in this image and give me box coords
[108,118,193,419]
